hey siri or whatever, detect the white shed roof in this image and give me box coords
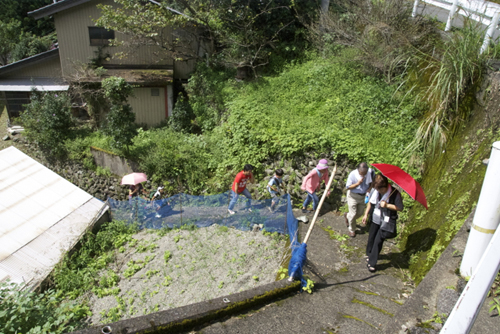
[0,147,107,288]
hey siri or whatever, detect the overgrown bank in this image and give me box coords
[63,56,424,196]
[399,69,500,284]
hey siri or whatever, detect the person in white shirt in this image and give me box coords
[344,162,374,237]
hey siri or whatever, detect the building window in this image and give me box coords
[4,92,30,120]
[89,27,115,46]
[151,88,160,96]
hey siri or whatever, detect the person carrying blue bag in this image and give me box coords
[267,169,284,213]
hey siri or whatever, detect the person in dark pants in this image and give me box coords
[362,174,403,272]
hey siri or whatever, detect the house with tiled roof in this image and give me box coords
[0,0,203,126]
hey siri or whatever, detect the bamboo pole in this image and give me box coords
[302,163,337,244]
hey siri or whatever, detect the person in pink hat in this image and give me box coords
[300,159,330,213]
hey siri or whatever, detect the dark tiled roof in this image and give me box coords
[0,48,59,76]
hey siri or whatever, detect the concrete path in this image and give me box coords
[193,210,411,334]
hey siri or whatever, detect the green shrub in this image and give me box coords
[0,281,91,334]
[101,77,137,151]
[185,63,234,132]
[52,220,138,299]
[132,127,213,193]
[21,90,74,156]
[169,96,195,133]
[102,104,137,151]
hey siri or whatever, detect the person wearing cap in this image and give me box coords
[300,159,330,213]
[345,162,374,237]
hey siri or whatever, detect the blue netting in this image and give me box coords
[108,192,299,238]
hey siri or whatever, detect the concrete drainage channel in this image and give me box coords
[70,279,301,334]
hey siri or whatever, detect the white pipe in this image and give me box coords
[412,0,419,18]
[445,0,460,31]
[460,141,500,277]
[480,11,500,54]
[441,220,500,333]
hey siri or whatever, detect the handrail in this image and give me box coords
[413,0,500,52]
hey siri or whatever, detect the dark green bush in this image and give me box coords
[185,63,234,132]
[169,96,195,133]
[21,90,74,156]
[101,77,137,151]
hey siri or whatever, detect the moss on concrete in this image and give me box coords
[398,73,500,285]
[341,314,378,329]
[352,297,394,316]
[141,281,301,334]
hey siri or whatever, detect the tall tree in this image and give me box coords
[0,20,22,65]
[96,0,315,76]
[0,0,54,36]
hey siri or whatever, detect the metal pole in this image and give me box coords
[412,0,420,18]
[460,141,500,277]
[441,224,500,333]
[480,11,500,54]
[445,0,460,31]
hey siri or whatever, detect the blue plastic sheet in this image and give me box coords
[108,192,298,238]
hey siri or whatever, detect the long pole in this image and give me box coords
[303,164,337,244]
[460,141,500,277]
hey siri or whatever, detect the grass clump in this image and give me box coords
[51,220,138,299]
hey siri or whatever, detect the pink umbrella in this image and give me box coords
[121,173,147,185]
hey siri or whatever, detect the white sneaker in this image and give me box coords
[228,209,236,215]
[247,208,252,212]
[155,214,161,218]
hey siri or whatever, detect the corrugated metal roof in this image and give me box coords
[0,147,107,288]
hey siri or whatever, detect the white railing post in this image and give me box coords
[481,11,500,54]
[441,221,500,333]
[445,0,460,31]
[412,0,420,18]
[460,141,500,277]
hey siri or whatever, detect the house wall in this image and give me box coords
[54,0,174,77]
[128,86,171,126]
[3,56,62,79]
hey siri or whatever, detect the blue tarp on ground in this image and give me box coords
[108,192,299,242]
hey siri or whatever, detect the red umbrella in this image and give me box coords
[121,172,147,185]
[371,163,428,209]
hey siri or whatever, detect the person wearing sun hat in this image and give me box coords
[300,159,330,213]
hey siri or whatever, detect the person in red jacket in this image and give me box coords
[228,164,255,215]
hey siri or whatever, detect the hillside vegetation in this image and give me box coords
[64,55,423,194]
[9,1,500,332]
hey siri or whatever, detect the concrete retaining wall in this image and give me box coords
[90,146,140,176]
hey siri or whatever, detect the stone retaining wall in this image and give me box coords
[18,140,356,208]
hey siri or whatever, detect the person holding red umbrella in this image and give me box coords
[362,174,404,272]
